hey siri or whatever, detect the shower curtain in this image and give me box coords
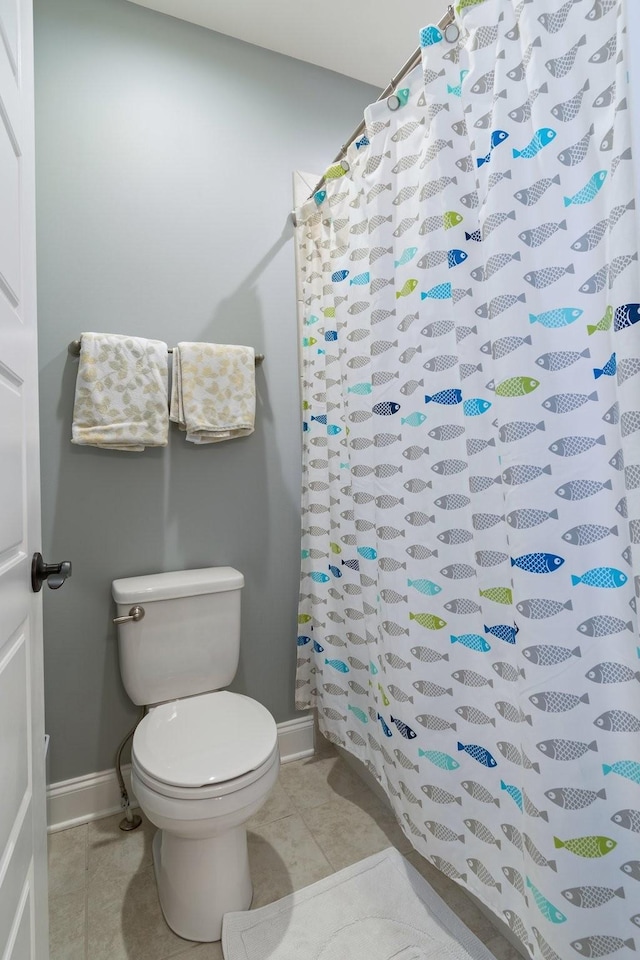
[295,1,639,956]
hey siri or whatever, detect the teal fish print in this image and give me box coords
[347,705,368,723]
[325,658,348,673]
[602,761,640,785]
[419,749,460,771]
[451,634,491,653]
[564,171,607,206]
[526,878,567,924]
[513,128,557,159]
[530,307,583,328]
[571,567,627,588]
[501,780,523,810]
[421,282,452,300]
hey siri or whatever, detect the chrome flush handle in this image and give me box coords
[113,605,145,625]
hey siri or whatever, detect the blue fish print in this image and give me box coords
[451,634,491,653]
[310,571,330,583]
[485,624,518,644]
[457,742,498,768]
[571,567,627,588]
[297,635,311,646]
[313,639,324,653]
[500,780,523,810]
[614,303,640,331]
[357,547,377,560]
[421,283,452,300]
[394,247,418,268]
[328,564,342,578]
[311,414,327,425]
[463,398,492,416]
[377,713,393,737]
[355,135,369,149]
[420,24,443,46]
[325,658,349,673]
[425,389,463,405]
[564,171,607,207]
[327,424,342,435]
[391,716,417,739]
[448,249,468,267]
[465,229,483,242]
[593,352,616,378]
[373,402,401,415]
[324,330,338,341]
[477,130,509,166]
[513,128,557,159]
[530,307,583,328]
[330,270,349,283]
[350,272,370,285]
[342,559,360,570]
[313,189,326,205]
[511,553,565,574]
[602,761,640,785]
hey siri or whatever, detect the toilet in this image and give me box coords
[112,567,279,942]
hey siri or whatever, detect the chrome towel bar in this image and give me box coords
[67,338,264,364]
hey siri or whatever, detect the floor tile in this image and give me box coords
[278,753,369,811]
[49,935,86,960]
[246,779,293,828]
[48,888,85,957]
[485,933,527,960]
[87,810,155,884]
[170,943,223,960]
[87,862,192,960]
[302,787,412,872]
[247,813,333,908]
[47,824,87,897]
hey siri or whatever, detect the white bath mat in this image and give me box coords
[221,847,497,960]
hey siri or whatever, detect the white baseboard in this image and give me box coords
[47,713,315,833]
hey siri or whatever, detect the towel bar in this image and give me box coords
[68,338,264,364]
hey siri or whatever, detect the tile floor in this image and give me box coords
[48,739,522,960]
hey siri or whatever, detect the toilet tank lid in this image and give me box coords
[112,567,244,604]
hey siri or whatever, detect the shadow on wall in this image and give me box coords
[42,216,301,780]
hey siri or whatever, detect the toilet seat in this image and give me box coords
[132,690,278,797]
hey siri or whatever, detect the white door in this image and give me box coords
[0,0,49,956]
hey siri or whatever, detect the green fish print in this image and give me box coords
[409,612,448,629]
[553,835,617,858]
[479,587,513,605]
[495,376,540,397]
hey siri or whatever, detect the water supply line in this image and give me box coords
[116,708,145,831]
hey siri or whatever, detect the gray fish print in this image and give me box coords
[611,809,640,832]
[524,263,574,287]
[405,545,438,560]
[500,421,546,443]
[430,856,467,883]
[501,824,523,851]
[543,391,598,414]
[481,210,517,240]
[470,23,500,50]
[467,438,496,456]
[609,198,635,231]
[464,819,501,848]
[493,662,522,682]
[593,80,616,108]
[571,936,635,957]
[496,701,532,725]
[558,123,595,166]
[487,170,513,192]
[404,478,431,494]
[562,885,626,909]
[432,459,468,475]
[421,319,455,337]
[608,252,638,288]
[537,738,597,761]
[536,348,590,371]
[551,78,589,123]
[472,513,503,530]
[507,507,558,529]
[585,0,617,19]
[571,219,608,252]
[422,784,461,805]
[600,125,614,151]
[621,861,640,882]
[476,292,525,318]
[562,522,617,545]
[394,749,418,772]
[519,220,567,247]
[461,780,500,806]
[523,644,581,666]
[532,928,563,960]
[440,563,476,579]
[460,190,479,209]
[546,35,587,78]
[413,680,453,698]
[589,33,617,64]
[549,435,606,457]
[452,669,493,688]
[524,833,557,871]
[577,615,632,637]
[587,661,640,684]
[423,355,458,372]
[555,478,612,500]
[545,786,607,810]
[444,598,482,614]
[472,253,522,283]
[419,175,458,201]
[529,691,589,713]
[539,0,581,33]
[596,710,640,733]
[514,174,561,206]
[467,859,501,891]
[456,705,495,726]
[503,911,533,953]
[469,476,501,494]
[503,463,552,485]
[415,713,456,731]
[618,358,640,385]
[387,684,413,704]
[522,790,549,821]
[438,528,473,545]
[507,36,542,82]
[517,599,574,620]
[603,401,619,424]
[416,250,449,269]
[502,867,527,902]
[346,730,367,748]
[475,550,509,566]
[411,647,449,664]
[509,83,548,123]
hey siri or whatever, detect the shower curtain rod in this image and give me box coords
[302,4,457,206]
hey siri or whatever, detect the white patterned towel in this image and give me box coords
[71,332,169,451]
[169,343,255,443]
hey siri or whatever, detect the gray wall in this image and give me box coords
[34,0,377,783]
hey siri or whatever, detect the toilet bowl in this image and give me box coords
[112,568,280,942]
[131,691,279,942]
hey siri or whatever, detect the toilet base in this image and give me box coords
[152,825,253,942]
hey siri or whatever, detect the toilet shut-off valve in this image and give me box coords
[113,605,145,625]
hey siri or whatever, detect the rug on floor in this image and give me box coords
[221,847,497,960]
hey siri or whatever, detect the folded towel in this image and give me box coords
[71,332,169,451]
[170,342,255,443]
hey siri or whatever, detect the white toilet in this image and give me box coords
[112,566,279,943]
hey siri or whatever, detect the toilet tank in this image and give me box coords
[112,567,244,706]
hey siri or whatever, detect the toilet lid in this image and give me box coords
[132,691,278,788]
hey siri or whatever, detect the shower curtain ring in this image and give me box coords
[444,6,460,43]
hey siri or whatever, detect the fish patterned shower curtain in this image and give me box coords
[295,0,639,956]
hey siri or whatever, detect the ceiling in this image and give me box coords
[126,0,448,87]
